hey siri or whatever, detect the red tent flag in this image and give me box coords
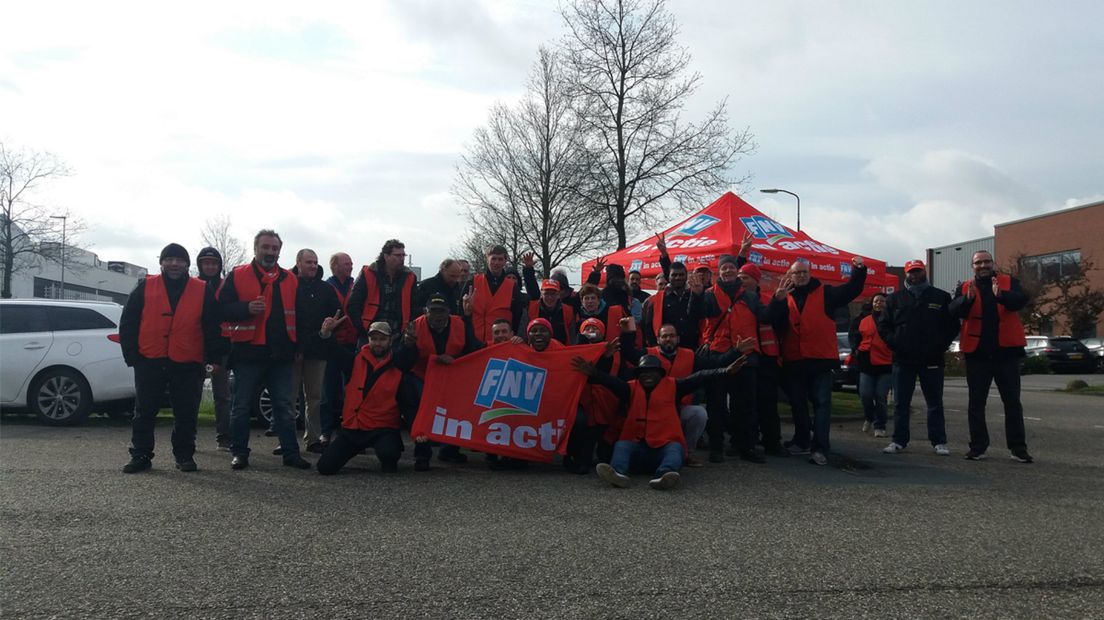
[581,192,896,297]
[410,342,607,462]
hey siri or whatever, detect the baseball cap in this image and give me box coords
[368,321,392,336]
[426,294,449,310]
[540,279,560,291]
[904,259,926,272]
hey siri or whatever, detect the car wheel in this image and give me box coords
[30,369,93,426]
[254,386,305,428]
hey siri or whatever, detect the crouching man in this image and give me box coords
[317,318,415,475]
[573,353,747,490]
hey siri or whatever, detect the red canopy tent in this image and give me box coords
[581,192,896,296]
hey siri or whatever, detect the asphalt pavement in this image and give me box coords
[2,380,1102,618]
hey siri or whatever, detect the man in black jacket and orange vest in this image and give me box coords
[520,252,575,345]
[218,229,311,471]
[316,320,415,474]
[949,250,1033,463]
[877,260,958,457]
[469,245,524,342]
[120,243,224,473]
[775,256,867,466]
[347,239,418,343]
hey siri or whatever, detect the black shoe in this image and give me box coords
[739,450,766,464]
[272,446,285,456]
[380,461,399,474]
[264,429,276,437]
[964,450,987,461]
[708,450,724,463]
[305,442,325,454]
[490,457,530,471]
[414,459,431,472]
[175,459,198,472]
[763,443,789,457]
[1010,450,1033,464]
[283,455,312,470]
[438,450,468,464]
[122,455,152,474]
[216,438,231,452]
[231,455,249,470]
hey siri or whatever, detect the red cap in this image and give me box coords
[527,318,553,333]
[738,263,762,282]
[579,318,606,338]
[540,279,560,291]
[904,259,926,272]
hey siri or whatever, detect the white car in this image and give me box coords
[0,299,135,425]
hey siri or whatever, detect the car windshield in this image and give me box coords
[1052,339,1089,352]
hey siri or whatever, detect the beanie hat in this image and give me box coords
[579,317,606,339]
[605,263,626,280]
[738,263,762,282]
[718,254,738,269]
[159,243,190,266]
[527,318,553,334]
[196,246,222,264]
[550,271,570,289]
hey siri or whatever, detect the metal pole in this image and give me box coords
[759,189,801,232]
[50,215,66,299]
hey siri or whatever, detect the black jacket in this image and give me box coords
[119,274,225,368]
[217,262,297,364]
[412,272,462,318]
[877,285,958,367]
[948,275,1028,360]
[291,265,341,360]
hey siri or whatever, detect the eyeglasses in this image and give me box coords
[972,259,993,265]
[390,253,406,258]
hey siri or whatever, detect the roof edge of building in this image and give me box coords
[995,200,1104,229]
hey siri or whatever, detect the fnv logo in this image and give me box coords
[474,358,546,424]
[629,259,644,272]
[669,214,721,238]
[740,215,793,244]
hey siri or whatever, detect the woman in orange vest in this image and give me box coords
[851,295,893,436]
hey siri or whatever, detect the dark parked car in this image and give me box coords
[1025,336,1096,373]
[832,332,859,391]
[1079,337,1104,372]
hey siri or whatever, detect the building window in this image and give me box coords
[1019,250,1081,281]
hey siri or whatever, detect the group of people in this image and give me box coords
[117,227,1034,490]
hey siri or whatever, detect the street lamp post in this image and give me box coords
[759,188,801,232]
[50,215,67,299]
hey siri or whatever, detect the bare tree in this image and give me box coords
[454,47,612,277]
[561,0,756,248]
[200,214,247,276]
[1,142,82,298]
[1009,252,1104,338]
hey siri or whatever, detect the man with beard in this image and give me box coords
[414,258,465,317]
[643,253,704,349]
[120,243,223,473]
[628,270,650,304]
[287,248,340,454]
[949,250,1033,463]
[218,230,311,471]
[878,260,958,456]
[520,252,575,345]
[348,239,418,342]
[775,256,867,466]
[316,320,415,475]
[196,246,233,450]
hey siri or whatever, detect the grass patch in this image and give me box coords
[1060,383,1104,395]
[780,390,865,419]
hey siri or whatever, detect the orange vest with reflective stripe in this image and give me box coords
[959,275,1027,353]
[472,273,515,343]
[359,266,415,334]
[138,275,206,363]
[413,315,466,380]
[781,285,838,362]
[648,346,695,405]
[858,315,893,366]
[224,264,298,344]
[756,290,780,358]
[705,286,760,353]
[330,278,359,345]
[620,379,686,452]
[342,348,403,430]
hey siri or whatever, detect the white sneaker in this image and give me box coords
[934,444,950,456]
[596,463,630,488]
[882,442,905,454]
[873,429,888,438]
[808,451,828,466]
[648,471,681,490]
[861,421,872,433]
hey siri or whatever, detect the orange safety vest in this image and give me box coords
[413,315,466,380]
[756,290,780,358]
[138,275,206,364]
[359,266,415,334]
[648,346,695,405]
[703,286,760,353]
[527,299,575,344]
[619,378,686,452]
[223,264,298,344]
[342,347,403,431]
[330,278,359,346]
[959,275,1027,353]
[471,273,515,342]
[858,315,893,366]
[649,289,666,337]
[780,285,838,362]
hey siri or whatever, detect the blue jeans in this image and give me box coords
[320,354,352,440]
[892,364,947,447]
[786,366,834,453]
[230,359,298,458]
[859,372,892,429]
[610,440,683,476]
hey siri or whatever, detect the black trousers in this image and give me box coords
[706,366,757,452]
[756,358,782,447]
[317,427,403,474]
[965,357,1027,453]
[131,361,204,461]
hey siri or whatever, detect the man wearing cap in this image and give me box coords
[876,259,958,457]
[574,353,748,490]
[520,252,575,344]
[399,293,485,470]
[948,250,1033,463]
[120,243,224,473]
[469,245,524,342]
[196,246,233,451]
[218,229,311,471]
[316,319,416,475]
[347,239,418,343]
[775,255,867,466]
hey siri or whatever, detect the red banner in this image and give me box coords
[410,342,607,462]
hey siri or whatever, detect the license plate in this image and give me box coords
[1068,354,1083,359]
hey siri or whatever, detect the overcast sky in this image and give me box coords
[3,0,1102,281]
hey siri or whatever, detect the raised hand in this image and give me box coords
[521,252,536,268]
[991,278,1001,298]
[739,232,753,257]
[603,337,620,358]
[965,280,976,301]
[655,231,667,255]
[852,255,864,269]
[462,290,473,316]
[320,309,348,337]
[618,316,635,333]
[403,321,417,347]
[510,336,524,345]
[774,277,794,300]
[593,256,607,273]
[572,356,598,376]
[689,272,704,294]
